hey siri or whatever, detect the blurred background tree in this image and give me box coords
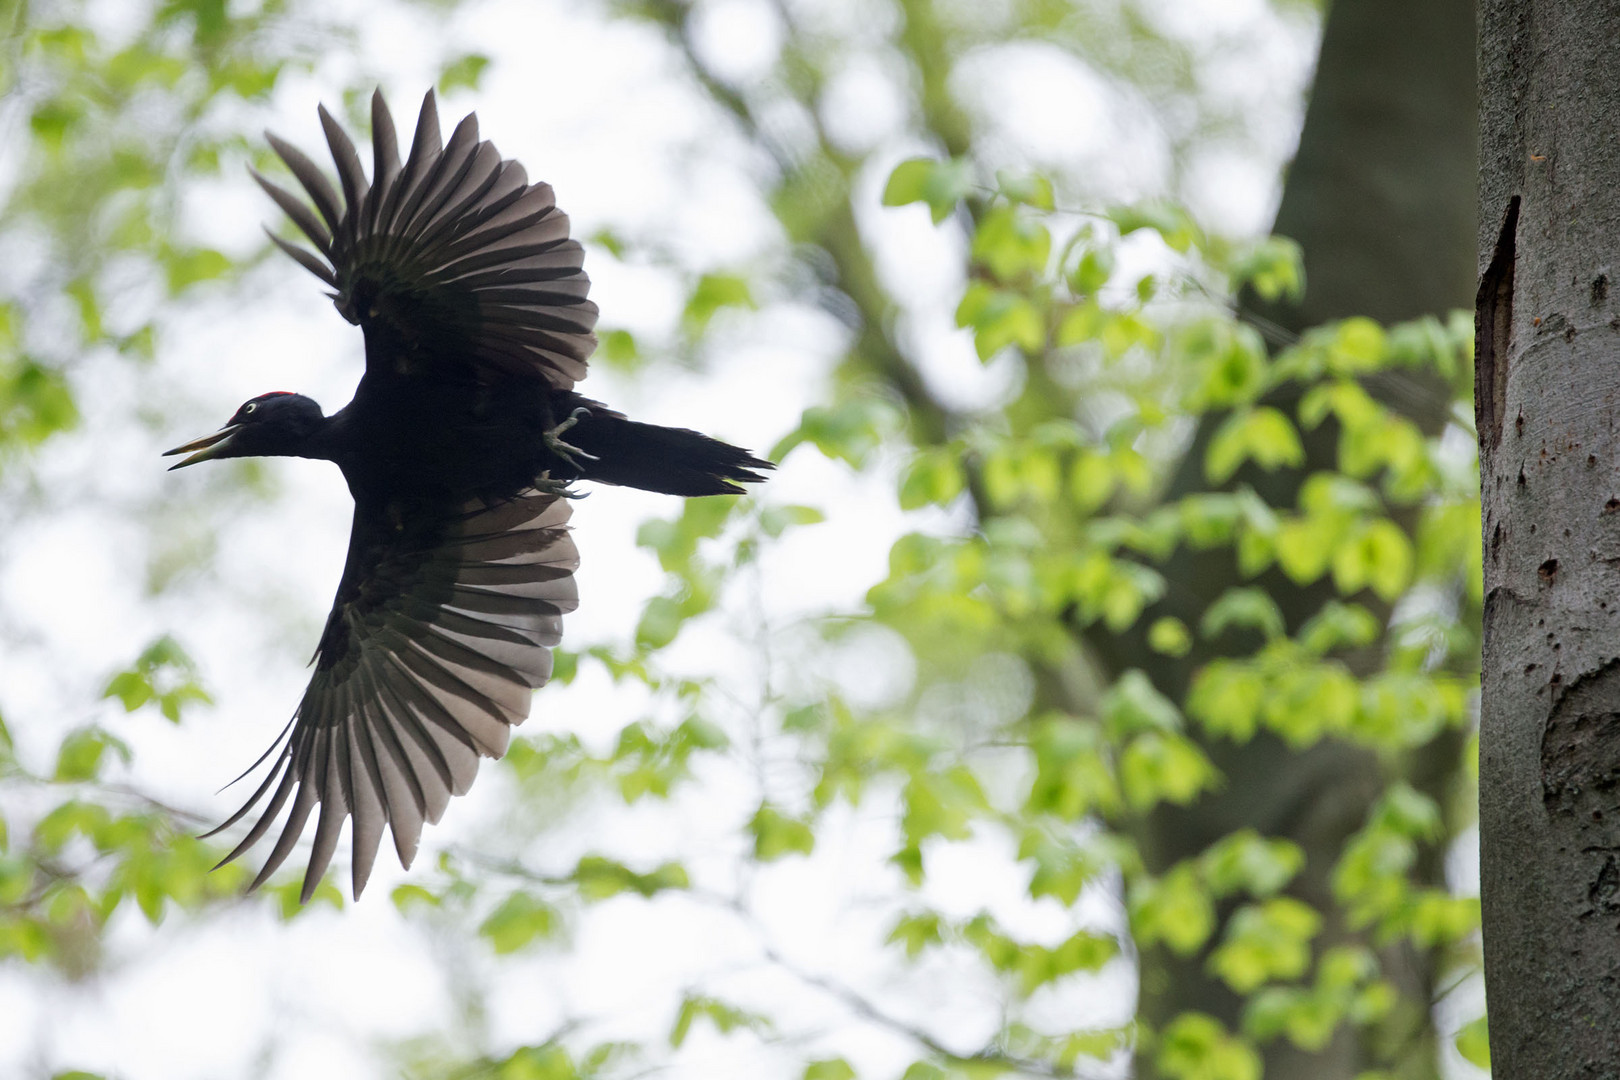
[0,0,1484,1078]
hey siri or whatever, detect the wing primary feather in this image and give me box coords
[212,750,299,870]
[251,170,333,255]
[371,652,463,803]
[404,90,443,174]
[414,142,504,248]
[356,660,432,863]
[377,89,442,240]
[376,649,482,797]
[266,131,344,236]
[394,632,526,731]
[368,90,402,231]
[390,103,469,240]
[302,715,350,903]
[250,724,326,892]
[265,230,338,287]
[347,681,393,894]
[318,104,369,244]
[200,735,293,842]
[355,656,429,817]
[212,714,298,797]
[396,114,482,240]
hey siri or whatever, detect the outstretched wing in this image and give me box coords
[206,491,579,901]
[256,90,597,389]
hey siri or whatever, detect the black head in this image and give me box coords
[164,392,326,469]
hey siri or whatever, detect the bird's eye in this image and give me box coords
[242,403,257,415]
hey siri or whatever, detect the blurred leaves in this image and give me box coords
[0,3,1486,1080]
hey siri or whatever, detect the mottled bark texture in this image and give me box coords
[1479,0,1620,1073]
[1117,0,1478,1075]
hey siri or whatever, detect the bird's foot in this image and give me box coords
[543,407,600,469]
[534,471,587,500]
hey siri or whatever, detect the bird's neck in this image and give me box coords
[294,410,343,462]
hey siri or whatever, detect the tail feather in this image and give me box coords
[568,412,773,496]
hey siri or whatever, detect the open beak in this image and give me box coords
[163,425,242,470]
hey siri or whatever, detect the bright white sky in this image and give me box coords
[0,1,1375,1077]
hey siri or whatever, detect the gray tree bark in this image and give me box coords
[1479,0,1620,1072]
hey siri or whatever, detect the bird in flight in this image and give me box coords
[164,90,770,902]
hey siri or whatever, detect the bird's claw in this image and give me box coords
[534,471,587,500]
[544,407,600,469]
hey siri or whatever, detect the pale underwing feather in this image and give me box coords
[211,491,576,897]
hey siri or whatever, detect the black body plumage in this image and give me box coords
[164,91,770,902]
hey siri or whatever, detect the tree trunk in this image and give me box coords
[1478,0,1620,1072]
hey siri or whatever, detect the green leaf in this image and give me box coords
[491,1044,580,1080]
[1208,898,1321,993]
[771,398,900,467]
[995,169,1055,209]
[1019,831,1100,905]
[391,884,440,913]
[749,803,815,860]
[1148,616,1192,657]
[480,892,560,954]
[1110,202,1202,253]
[759,503,826,537]
[635,595,685,650]
[1101,670,1182,736]
[161,246,232,293]
[103,670,154,712]
[1068,247,1115,295]
[1130,864,1215,956]
[1332,520,1413,601]
[1069,449,1115,511]
[972,204,1052,281]
[1120,731,1218,810]
[804,1059,857,1080]
[1025,718,1121,819]
[887,910,944,958]
[54,727,127,782]
[1201,831,1304,899]
[1200,587,1286,642]
[669,994,770,1048]
[883,157,973,223]
[1454,1015,1490,1068]
[1297,601,1381,654]
[598,328,640,369]
[683,272,755,334]
[955,282,1045,359]
[1156,1013,1260,1080]
[571,855,689,900]
[1187,661,1265,741]
[438,52,492,93]
[900,448,967,509]
[1206,407,1305,483]
[1228,236,1304,303]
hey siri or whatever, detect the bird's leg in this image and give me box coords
[543,406,600,469]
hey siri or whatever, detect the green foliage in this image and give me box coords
[479,892,561,954]
[101,636,211,722]
[438,52,492,93]
[0,3,1485,1079]
[882,158,974,223]
[1156,1013,1261,1080]
[669,994,772,1048]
